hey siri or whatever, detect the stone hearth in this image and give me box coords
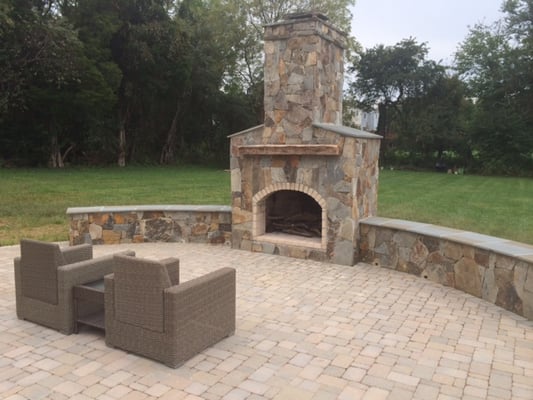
[229,12,382,265]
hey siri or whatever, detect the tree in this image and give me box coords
[108,0,177,166]
[159,0,247,164]
[61,0,123,165]
[349,38,443,140]
[393,75,470,167]
[0,0,101,167]
[455,0,533,174]
[0,1,81,116]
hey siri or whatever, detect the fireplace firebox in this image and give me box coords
[265,190,321,238]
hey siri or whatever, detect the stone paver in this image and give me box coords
[1,242,533,399]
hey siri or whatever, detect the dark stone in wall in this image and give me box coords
[145,218,174,242]
[496,281,523,315]
[309,250,327,262]
[219,223,232,232]
[398,261,423,276]
[421,236,440,253]
[375,228,394,248]
[474,249,490,266]
[207,230,226,244]
[142,211,164,219]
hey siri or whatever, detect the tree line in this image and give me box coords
[1,0,532,175]
[350,0,533,175]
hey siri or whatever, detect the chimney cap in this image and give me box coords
[285,11,329,21]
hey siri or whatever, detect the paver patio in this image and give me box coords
[1,242,532,400]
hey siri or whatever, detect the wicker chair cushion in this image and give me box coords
[20,239,65,305]
[113,255,172,333]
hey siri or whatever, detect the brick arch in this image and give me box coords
[252,183,328,249]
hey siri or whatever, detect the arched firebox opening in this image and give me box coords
[265,190,321,238]
[252,184,328,249]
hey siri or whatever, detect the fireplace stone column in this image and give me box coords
[263,12,346,144]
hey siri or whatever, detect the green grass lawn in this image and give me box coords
[0,166,531,246]
[378,170,533,244]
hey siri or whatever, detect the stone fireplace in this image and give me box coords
[229,12,381,265]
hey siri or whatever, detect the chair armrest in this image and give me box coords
[160,257,180,285]
[58,250,135,286]
[14,257,21,282]
[61,243,93,264]
[14,257,21,299]
[164,267,236,333]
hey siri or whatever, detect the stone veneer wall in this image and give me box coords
[359,217,533,320]
[67,205,231,246]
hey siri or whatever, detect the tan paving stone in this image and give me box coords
[73,361,104,377]
[413,383,439,400]
[468,360,492,376]
[34,373,63,391]
[100,371,133,387]
[238,379,270,395]
[52,380,85,396]
[77,374,101,388]
[436,366,468,379]
[297,365,320,381]
[323,365,345,378]
[18,384,50,399]
[206,382,233,397]
[294,378,319,393]
[82,384,109,399]
[183,382,207,396]
[338,385,367,399]
[367,363,391,378]
[315,374,347,390]
[4,345,34,358]
[387,371,420,387]
[120,390,150,400]
[512,384,533,399]
[464,384,487,398]
[487,386,512,399]
[343,366,366,382]
[362,386,389,400]
[219,370,249,387]
[223,388,251,400]
[489,371,513,388]
[106,384,133,398]
[272,385,314,400]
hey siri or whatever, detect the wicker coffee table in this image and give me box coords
[73,279,105,333]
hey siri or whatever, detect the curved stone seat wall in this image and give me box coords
[359,216,533,320]
[67,207,533,320]
[67,205,232,246]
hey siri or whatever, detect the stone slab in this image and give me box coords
[67,205,232,215]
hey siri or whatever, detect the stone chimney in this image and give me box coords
[263,12,346,144]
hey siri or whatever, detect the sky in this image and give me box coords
[350,0,505,64]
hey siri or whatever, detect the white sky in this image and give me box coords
[350,0,505,64]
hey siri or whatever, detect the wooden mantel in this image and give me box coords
[236,144,341,156]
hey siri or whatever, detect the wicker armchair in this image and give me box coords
[14,239,134,334]
[105,254,236,368]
